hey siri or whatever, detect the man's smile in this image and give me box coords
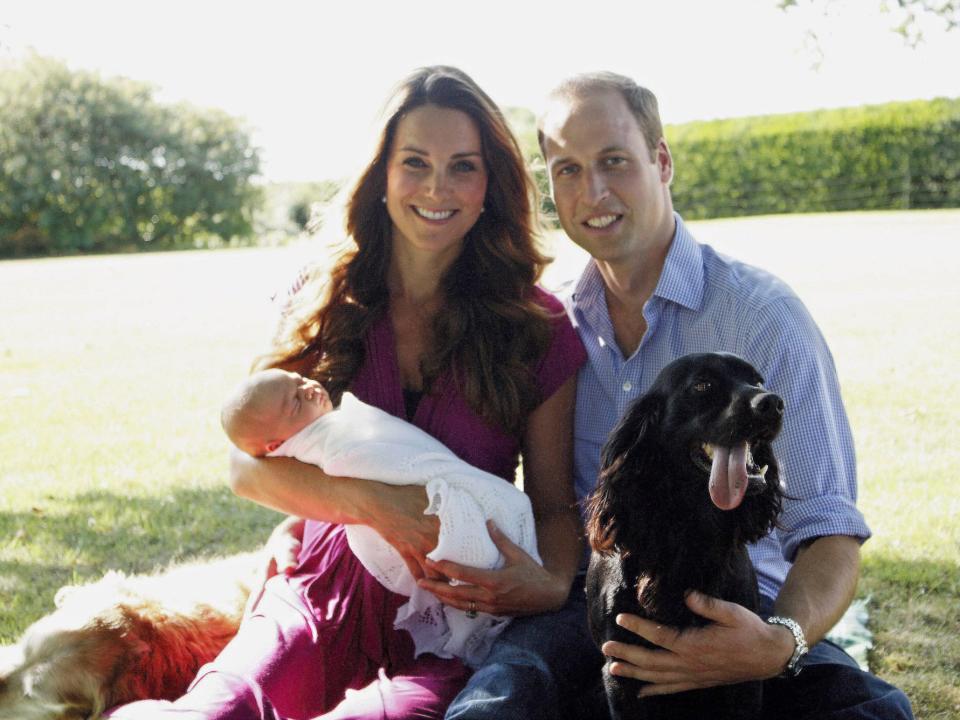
[585,214,621,229]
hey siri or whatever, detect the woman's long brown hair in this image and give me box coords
[260,66,552,434]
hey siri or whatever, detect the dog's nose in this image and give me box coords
[752,392,784,420]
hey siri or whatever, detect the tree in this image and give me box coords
[0,54,262,257]
[503,107,556,219]
[286,180,341,231]
[778,0,958,47]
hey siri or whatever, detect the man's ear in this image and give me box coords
[537,154,556,199]
[265,439,283,453]
[657,137,673,184]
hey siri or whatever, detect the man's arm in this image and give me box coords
[603,534,860,693]
[773,534,860,646]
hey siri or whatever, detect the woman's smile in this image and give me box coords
[413,206,458,222]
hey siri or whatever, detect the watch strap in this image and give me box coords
[766,615,808,677]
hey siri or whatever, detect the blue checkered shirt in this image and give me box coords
[566,214,871,601]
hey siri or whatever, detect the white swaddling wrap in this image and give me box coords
[268,392,541,667]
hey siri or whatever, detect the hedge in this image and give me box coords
[666,98,960,219]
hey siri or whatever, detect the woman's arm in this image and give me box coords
[519,372,583,600]
[229,448,441,579]
[419,375,583,615]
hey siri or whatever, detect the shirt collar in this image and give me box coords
[571,213,704,317]
[571,259,614,344]
[653,214,704,311]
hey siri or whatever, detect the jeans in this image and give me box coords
[445,584,913,720]
[444,575,604,720]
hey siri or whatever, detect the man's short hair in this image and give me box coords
[538,72,663,158]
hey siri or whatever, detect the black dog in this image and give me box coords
[585,352,785,720]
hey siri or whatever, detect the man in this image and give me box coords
[534,72,913,718]
[443,72,913,720]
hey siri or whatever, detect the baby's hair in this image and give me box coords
[220,370,286,457]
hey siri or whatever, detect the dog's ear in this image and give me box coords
[740,449,784,543]
[599,393,661,475]
[585,393,664,555]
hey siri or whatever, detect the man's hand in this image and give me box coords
[416,520,568,616]
[604,591,794,696]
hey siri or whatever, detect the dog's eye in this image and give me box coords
[693,381,711,393]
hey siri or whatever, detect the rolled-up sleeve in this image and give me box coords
[745,296,871,563]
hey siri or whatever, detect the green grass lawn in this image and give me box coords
[2,210,959,718]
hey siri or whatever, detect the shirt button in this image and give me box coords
[622,381,633,392]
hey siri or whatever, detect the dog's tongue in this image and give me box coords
[709,442,749,510]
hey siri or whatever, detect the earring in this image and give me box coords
[480,206,485,214]
[381,195,386,204]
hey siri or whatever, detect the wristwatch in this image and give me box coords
[766,615,808,677]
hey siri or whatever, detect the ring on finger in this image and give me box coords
[466,600,478,619]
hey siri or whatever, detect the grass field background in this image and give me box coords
[1,210,958,718]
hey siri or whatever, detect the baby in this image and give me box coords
[221,369,334,457]
[220,369,542,667]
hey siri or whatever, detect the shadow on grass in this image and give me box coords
[0,485,280,640]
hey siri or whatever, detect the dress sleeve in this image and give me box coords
[531,287,587,404]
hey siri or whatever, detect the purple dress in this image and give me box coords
[106,288,586,720]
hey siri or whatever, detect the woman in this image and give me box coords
[108,65,585,720]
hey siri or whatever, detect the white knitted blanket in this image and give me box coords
[269,393,541,667]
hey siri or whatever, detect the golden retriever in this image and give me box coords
[0,553,258,720]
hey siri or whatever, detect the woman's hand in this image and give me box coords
[417,375,583,617]
[416,520,569,616]
[364,484,442,581]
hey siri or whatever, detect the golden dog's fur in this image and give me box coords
[0,553,258,720]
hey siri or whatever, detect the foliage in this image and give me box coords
[285,180,341,231]
[0,55,262,257]
[504,106,555,218]
[246,181,343,249]
[778,0,959,47]
[667,98,960,220]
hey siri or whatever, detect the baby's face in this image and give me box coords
[265,371,333,442]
